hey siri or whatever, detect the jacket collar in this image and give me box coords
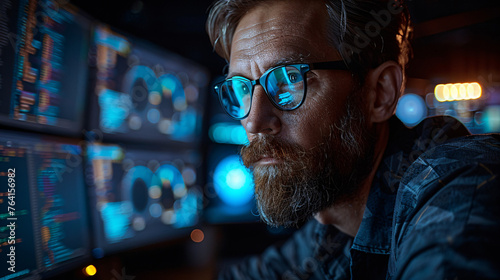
[353,117,426,253]
[352,116,471,254]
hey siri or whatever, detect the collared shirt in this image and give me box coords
[218,116,500,279]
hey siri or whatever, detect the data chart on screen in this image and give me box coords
[85,144,202,256]
[87,25,208,144]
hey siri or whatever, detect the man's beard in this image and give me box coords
[240,90,376,228]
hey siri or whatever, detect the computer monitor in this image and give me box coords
[0,129,91,280]
[86,24,209,145]
[0,0,91,137]
[85,143,202,257]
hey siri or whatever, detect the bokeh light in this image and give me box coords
[209,123,248,145]
[213,155,254,207]
[190,229,204,243]
[396,93,427,127]
[484,106,500,133]
[83,265,97,276]
[435,82,482,102]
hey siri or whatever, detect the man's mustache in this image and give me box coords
[240,136,304,168]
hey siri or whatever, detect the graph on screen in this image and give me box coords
[85,143,202,256]
[87,25,208,144]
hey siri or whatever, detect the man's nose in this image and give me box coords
[241,86,281,136]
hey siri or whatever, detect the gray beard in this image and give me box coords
[241,92,376,228]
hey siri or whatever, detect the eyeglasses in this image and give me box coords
[214,60,349,120]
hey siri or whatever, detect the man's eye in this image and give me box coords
[288,73,300,83]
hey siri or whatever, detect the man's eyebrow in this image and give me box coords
[226,71,248,79]
[227,54,309,79]
[270,54,308,68]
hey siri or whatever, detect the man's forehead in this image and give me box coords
[228,0,333,76]
[232,1,326,43]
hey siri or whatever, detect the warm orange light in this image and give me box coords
[190,229,204,243]
[83,265,97,276]
[435,82,482,102]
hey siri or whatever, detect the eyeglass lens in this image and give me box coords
[219,65,306,119]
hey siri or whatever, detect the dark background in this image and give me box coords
[69,0,500,85]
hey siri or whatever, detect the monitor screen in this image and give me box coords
[85,143,202,256]
[0,129,91,280]
[86,25,209,145]
[0,0,91,137]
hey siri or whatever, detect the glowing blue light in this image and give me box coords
[100,202,132,243]
[159,74,186,111]
[98,89,130,132]
[213,155,254,207]
[162,78,177,91]
[155,164,186,198]
[231,125,248,145]
[209,123,249,145]
[226,169,247,189]
[170,108,197,140]
[213,125,225,143]
[484,106,500,133]
[94,27,131,53]
[87,145,123,160]
[173,189,200,228]
[396,93,427,127]
[278,92,294,106]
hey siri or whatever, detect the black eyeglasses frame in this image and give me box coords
[214,60,349,120]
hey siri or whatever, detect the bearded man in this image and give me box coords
[207,0,500,279]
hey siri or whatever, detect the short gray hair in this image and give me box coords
[206,0,412,79]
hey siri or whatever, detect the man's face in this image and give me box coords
[229,0,375,227]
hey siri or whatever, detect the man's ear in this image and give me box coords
[364,61,403,124]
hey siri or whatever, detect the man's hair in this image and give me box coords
[206,0,412,80]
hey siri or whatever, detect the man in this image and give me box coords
[207,0,500,279]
